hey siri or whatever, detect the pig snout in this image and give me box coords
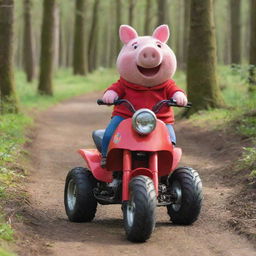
[137,46,162,68]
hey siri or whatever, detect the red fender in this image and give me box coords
[78,149,113,183]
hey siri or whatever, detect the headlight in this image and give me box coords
[132,109,157,135]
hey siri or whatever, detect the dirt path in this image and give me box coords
[17,93,256,256]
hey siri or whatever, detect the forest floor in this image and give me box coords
[12,92,256,256]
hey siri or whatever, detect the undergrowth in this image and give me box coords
[190,65,256,185]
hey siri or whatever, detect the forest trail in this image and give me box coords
[17,92,256,256]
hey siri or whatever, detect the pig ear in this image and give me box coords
[119,25,138,44]
[152,25,170,43]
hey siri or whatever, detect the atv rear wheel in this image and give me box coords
[167,167,203,225]
[64,167,97,222]
[123,175,157,242]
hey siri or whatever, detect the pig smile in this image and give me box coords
[137,64,161,77]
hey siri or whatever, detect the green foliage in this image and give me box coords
[0,223,14,242]
[237,116,256,137]
[239,147,256,169]
[239,146,256,185]
[0,247,15,256]
[0,114,32,165]
[0,217,15,256]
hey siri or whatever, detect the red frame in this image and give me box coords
[78,118,182,202]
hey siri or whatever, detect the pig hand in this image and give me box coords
[172,91,188,106]
[102,90,119,104]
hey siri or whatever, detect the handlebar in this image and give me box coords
[97,99,137,113]
[97,98,191,114]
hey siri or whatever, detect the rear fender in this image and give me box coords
[78,149,113,183]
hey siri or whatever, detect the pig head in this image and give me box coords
[117,25,177,87]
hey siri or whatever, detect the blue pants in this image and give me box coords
[101,115,177,157]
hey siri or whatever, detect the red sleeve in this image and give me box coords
[105,79,125,98]
[166,80,186,98]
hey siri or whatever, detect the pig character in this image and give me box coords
[101,24,187,168]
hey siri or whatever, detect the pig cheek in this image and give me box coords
[117,54,138,78]
[161,52,177,78]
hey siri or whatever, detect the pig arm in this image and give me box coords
[167,80,188,106]
[102,80,125,103]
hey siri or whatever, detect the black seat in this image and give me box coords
[92,129,105,153]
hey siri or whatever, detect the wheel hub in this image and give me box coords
[67,179,76,211]
[126,197,136,227]
[171,180,182,212]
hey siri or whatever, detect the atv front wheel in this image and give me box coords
[167,167,203,225]
[123,175,157,242]
[64,167,97,222]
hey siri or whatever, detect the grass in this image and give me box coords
[17,68,118,110]
[0,248,15,256]
[0,222,14,242]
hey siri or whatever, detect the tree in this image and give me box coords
[144,0,152,35]
[128,0,136,26]
[230,0,241,64]
[38,0,56,95]
[182,0,190,69]
[23,0,35,82]
[249,0,256,90]
[0,0,18,113]
[88,0,100,73]
[115,0,122,57]
[187,0,224,114]
[156,0,168,26]
[53,3,60,72]
[107,1,116,67]
[175,0,182,66]
[73,0,86,75]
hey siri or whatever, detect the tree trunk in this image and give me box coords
[73,0,86,75]
[175,0,182,66]
[0,0,18,113]
[53,3,60,72]
[38,0,56,95]
[182,0,190,69]
[230,0,241,64]
[108,1,116,67]
[187,0,224,114]
[58,9,64,68]
[115,0,122,58]
[144,0,152,35]
[249,0,256,90]
[128,0,135,26]
[88,0,99,73]
[156,0,168,26]
[23,0,35,82]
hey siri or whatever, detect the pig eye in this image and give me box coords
[157,44,161,48]
[133,45,138,49]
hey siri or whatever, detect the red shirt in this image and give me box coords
[107,77,184,124]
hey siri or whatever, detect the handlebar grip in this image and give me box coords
[97,99,105,105]
[167,101,192,108]
[97,99,117,106]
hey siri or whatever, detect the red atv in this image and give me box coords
[64,99,203,242]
